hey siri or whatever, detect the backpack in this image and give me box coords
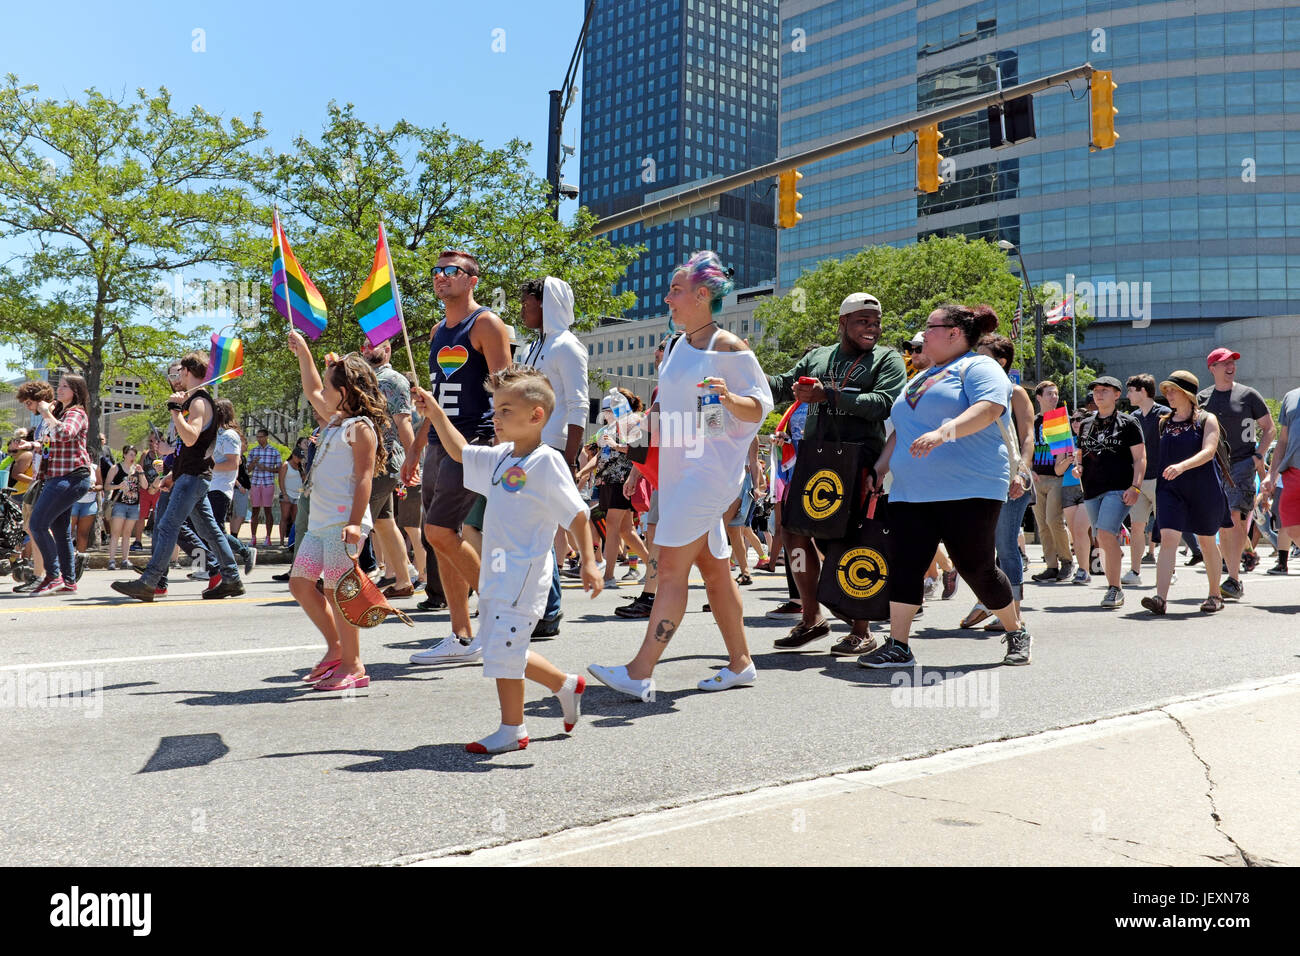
[1156,410,1234,488]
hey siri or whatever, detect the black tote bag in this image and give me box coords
[782,411,862,539]
[817,493,892,622]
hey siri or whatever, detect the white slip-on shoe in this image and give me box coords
[697,662,757,691]
[587,663,655,702]
[409,636,483,664]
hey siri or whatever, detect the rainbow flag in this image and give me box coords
[774,400,803,476]
[1042,405,1073,454]
[208,333,244,384]
[272,211,328,340]
[354,220,404,347]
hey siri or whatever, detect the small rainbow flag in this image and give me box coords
[354,220,404,347]
[1042,405,1073,454]
[774,400,803,476]
[272,211,328,340]
[208,333,244,385]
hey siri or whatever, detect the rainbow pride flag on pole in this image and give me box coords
[272,210,328,340]
[208,333,244,385]
[1041,405,1074,454]
[354,219,404,347]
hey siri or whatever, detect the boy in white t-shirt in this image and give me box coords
[413,365,603,754]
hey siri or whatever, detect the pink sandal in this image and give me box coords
[303,659,342,684]
[314,672,370,692]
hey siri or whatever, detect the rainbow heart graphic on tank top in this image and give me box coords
[436,345,469,378]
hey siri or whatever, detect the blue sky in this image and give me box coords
[0,0,591,370]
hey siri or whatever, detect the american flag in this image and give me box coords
[1012,288,1023,338]
[1044,293,1074,325]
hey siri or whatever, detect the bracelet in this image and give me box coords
[1128,485,1141,493]
[167,402,182,411]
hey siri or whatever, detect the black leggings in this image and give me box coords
[888,498,1013,609]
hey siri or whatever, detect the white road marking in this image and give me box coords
[0,644,323,672]
[398,672,1300,867]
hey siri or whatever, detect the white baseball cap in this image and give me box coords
[839,292,882,316]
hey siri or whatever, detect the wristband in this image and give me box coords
[167,402,182,411]
[1128,485,1141,494]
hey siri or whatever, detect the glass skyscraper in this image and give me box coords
[580,0,780,319]
[778,0,1299,388]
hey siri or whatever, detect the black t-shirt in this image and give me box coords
[1078,410,1145,500]
[1197,383,1269,461]
[174,390,218,479]
[98,453,115,484]
[1131,403,1170,480]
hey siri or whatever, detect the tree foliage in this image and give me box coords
[755,236,1099,396]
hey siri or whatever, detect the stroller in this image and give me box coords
[0,489,33,581]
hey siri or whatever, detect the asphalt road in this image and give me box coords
[2,555,1297,865]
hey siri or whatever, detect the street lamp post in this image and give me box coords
[998,239,1041,384]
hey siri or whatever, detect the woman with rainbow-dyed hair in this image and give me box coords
[589,251,774,700]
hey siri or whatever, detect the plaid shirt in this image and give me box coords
[248,443,282,486]
[42,406,92,477]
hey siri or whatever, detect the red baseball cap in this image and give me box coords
[1206,347,1240,367]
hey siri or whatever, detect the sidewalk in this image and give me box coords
[416,676,1300,867]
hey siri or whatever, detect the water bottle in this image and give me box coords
[605,388,642,445]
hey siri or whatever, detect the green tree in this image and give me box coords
[755,236,1099,398]
[223,102,638,432]
[0,76,268,459]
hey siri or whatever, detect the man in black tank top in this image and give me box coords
[112,351,245,602]
[405,249,513,653]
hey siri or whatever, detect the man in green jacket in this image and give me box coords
[766,292,907,656]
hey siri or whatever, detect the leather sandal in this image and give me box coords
[1140,594,1167,616]
[960,604,991,628]
[1200,595,1224,613]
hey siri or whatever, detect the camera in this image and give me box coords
[558,183,579,199]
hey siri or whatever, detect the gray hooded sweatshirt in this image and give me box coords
[520,276,589,454]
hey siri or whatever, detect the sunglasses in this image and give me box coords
[431,265,473,277]
[903,344,922,353]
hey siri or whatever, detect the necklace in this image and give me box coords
[490,446,540,493]
[685,319,716,341]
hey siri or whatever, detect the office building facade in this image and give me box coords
[580,0,780,319]
[778,0,1300,394]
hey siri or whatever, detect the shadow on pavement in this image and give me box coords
[259,744,534,773]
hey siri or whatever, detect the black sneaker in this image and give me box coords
[532,612,562,637]
[766,600,803,619]
[1055,559,1075,583]
[1001,628,1032,665]
[857,638,915,669]
[415,597,448,611]
[1266,561,1289,576]
[774,619,831,649]
[111,578,156,602]
[1141,553,1157,565]
[614,596,654,619]
[202,578,246,599]
[1220,577,1244,600]
[244,547,257,576]
[1241,550,1259,574]
[74,552,87,582]
[272,571,291,582]
[1185,552,1203,567]
[1031,568,1060,583]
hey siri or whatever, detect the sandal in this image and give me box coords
[1140,594,1167,616]
[960,604,990,629]
[314,672,370,691]
[736,572,753,586]
[303,658,341,684]
[983,618,1006,632]
[1200,595,1224,613]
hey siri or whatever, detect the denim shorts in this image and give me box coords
[111,502,140,520]
[70,497,99,518]
[1225,458,1258,516]
[1084,489,1132,537]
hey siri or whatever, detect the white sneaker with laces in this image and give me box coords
[1121,570,1142,586]
[409,636,483,664]
[1073,568,1091,584]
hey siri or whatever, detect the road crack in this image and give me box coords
[868,784,1043,828]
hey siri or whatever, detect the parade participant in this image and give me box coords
[1058,411,1093,584]
[360,339,416,599]
[960,328,1034,630]
[583,388,649,586]
[1124,374,1170,586]
[1262,385,1300,559]
[278,448,305,550]
[589,251,773,699]
[1137,371,1230,615]
[206,399,255,576]
[403,250,512,662]
[860,304,1031,667]
[284,334,389,690]
[1029,380,1073,583]
[1075,377,1146,609]
[518,276,589,634]
[765,291,906,655]
[105,445,144,570]
[20,375,91,595]
[1197,348,1274,600]
[247,429,281,548]
[412,365,601,752]
[111,353,245,602]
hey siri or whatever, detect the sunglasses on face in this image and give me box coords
[431,265,473,278]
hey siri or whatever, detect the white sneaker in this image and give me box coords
[587,663,655,702]
[409,636,483,664]
[1171,573,1178,585]
[697,662,757,691]
[1073,568,1091,584]
[1121,570,1142,586]
[923,576,938,600]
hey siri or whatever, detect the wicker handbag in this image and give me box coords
[333,543,414,629]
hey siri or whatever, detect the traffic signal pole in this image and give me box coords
[591,63,1101,236]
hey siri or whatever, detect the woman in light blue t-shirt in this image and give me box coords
[860,304,1031,670]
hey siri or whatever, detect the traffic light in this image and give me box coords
[916,124,944,193]
[777,170,803,229]
[1090,70,1118,150]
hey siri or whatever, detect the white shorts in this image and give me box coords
[291,522,354,591]
[479,601,539,680]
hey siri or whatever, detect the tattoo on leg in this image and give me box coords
[647,557,658,582]
[653,619,678,645]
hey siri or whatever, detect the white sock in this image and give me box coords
[556,674,583,731]
[470,723,528,754]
